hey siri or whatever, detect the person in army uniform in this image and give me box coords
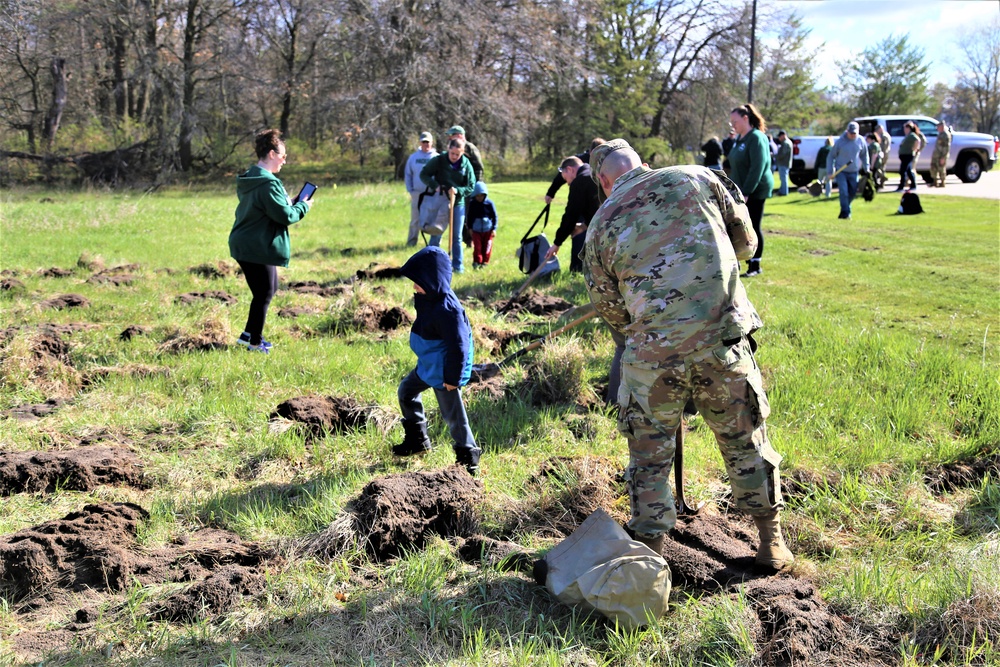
[583,138,794,570]
[930,121,952,187]
[445,126,484,182]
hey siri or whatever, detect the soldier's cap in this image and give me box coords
[446,125,465,136]
[419,131,433,142]
[589,138,633,184]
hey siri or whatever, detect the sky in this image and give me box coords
[771,0,1000,89]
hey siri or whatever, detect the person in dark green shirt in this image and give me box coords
[728,103,774,277]
[228,129,313,353]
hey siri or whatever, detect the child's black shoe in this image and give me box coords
[456,449,480,476]
[392,420,432,457]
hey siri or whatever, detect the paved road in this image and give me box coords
[893,167,1000,200]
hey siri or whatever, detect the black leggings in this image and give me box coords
[899,153,916,189]
[747,197,765,263]
[237,260,278,345]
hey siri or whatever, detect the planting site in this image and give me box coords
[0,184,997,666]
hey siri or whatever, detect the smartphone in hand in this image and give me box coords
[294,181,318,204]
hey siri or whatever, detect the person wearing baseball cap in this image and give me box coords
[445,126,484,182]
[825,121,869,220]
[584,138,793,571]
[404,131,438,246]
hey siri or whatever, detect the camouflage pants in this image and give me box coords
[930,156,947,186]
[617,337,783,539]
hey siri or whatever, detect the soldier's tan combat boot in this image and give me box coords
[635,534,665,556]
[753,512,794,570]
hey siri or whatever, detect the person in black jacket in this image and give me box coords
[544,156,600,273]
[544,138,606,204]
[702,136,724,170]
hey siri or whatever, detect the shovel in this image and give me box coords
[806,163,849,196]
[470,309,599,381]
[447,188,456,258]
[496,258,558,315]
[674,420,704,516]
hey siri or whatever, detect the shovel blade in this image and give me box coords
[470,363,501,383]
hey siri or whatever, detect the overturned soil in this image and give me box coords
[351,303,412,332]
[285,281,352,297]
[271,395,395,438]
[495,292,573,319]
[0,503,281,618]
[277,306,320,318]
[189,261,238,279]
[1,277,25,291]
[40,293,90,310]
[87,272,137,286]
[174,290,237,305]
[0,446,144,495]
[151,564,266,622]
[40,267,74,278]
[356,264,403,280]
[456,535,534,573]
[119,324,148,341]
[3,398,69,422]
[353,467,483,560]
[925,451,1000,494]
[662,511,883,666]
[478,326,536,354]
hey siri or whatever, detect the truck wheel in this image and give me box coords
[957,154,983,183]
[920,171,933,184]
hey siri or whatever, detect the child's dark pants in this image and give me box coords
[398,369,479,458]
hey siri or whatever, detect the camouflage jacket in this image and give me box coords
[932,129,952,158]
[583,165,763,364]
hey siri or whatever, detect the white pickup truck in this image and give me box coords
[789,115,998,186]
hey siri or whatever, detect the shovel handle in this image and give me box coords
[499,309,598,365]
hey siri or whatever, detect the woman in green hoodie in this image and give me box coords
[728,103,773,278]
[228,129,313,353]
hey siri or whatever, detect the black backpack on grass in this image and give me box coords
[897,191,923,215]
[517,204,560,276]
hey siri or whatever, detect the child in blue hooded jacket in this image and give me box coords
[466,181,498,269]
[394,246,481,475]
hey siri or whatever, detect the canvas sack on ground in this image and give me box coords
[541,508,671,630]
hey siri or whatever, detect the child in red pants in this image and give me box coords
[466,181,498,269]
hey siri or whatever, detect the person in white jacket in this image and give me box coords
[404,132,438,246]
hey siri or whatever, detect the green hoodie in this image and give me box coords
[229,165,309,267]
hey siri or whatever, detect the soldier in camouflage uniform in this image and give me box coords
[583,139,794,570]
[930,121,952,187]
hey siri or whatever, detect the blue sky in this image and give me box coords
[772,0,1000,89]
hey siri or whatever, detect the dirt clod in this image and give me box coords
[174,290,237,305]
[457,535,534,572]
[271,395,395,438]
[1,278,25,291]
[40,293,90,310]
[744,577,845,666]
[189,261,237,278]
[478,326,535,354]
[40,267,73,278]
[4,398,68,422]
[0,446,144,495]
[495,292,573,318]
[925,452,1000,494]
[286,281,351,297]
[355,264,403,280]
[87,272,137,286]
[354,467,483,559]
[277,306,319,318]
[119,324,148,341]
[151,564,266,621]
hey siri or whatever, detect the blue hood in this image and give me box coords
[400,246,452,297]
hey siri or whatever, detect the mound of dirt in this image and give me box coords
[456,535,534,572]
[743,576,845,666]
[1,277,25,291]
[285,281,351,297]
[925,452,1000,494]
[271,395,395,438]
[119,324,148,341]
[40,322,93,337]
[3,398,68,422]
[40,267,73,278]
[174,290,237,305]
[151,564,266,622]
[40,293,90,310]
[351,303,412,332]
[83,363,170,386]
[0,503,280,613]
[355,264,403,280]
[189,261,237,278]
[0,446,144,495]
[158,320,229,352]
[87,272,137,286]
[354,467,483,559]
[478,326,535,354]
[31,330,71,360]
[277,306,319,318]
[495,292,572,318]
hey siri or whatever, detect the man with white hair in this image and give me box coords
[583,139,793,570]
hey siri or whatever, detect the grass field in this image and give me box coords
[0,179,998,666]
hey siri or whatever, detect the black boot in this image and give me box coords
[455,448,481,476]
[392,420,432,457]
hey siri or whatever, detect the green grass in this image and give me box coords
[0,182,998,665]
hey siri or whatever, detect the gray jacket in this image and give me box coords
[827,132,868,174]
[775,139,793,168]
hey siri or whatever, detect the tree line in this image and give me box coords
[1,0,997,186]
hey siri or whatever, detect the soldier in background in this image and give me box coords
[583,138,794,570]
[445,126,484,182]
[930,121,952,187]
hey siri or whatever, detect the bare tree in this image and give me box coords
[954,16,1000,135]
